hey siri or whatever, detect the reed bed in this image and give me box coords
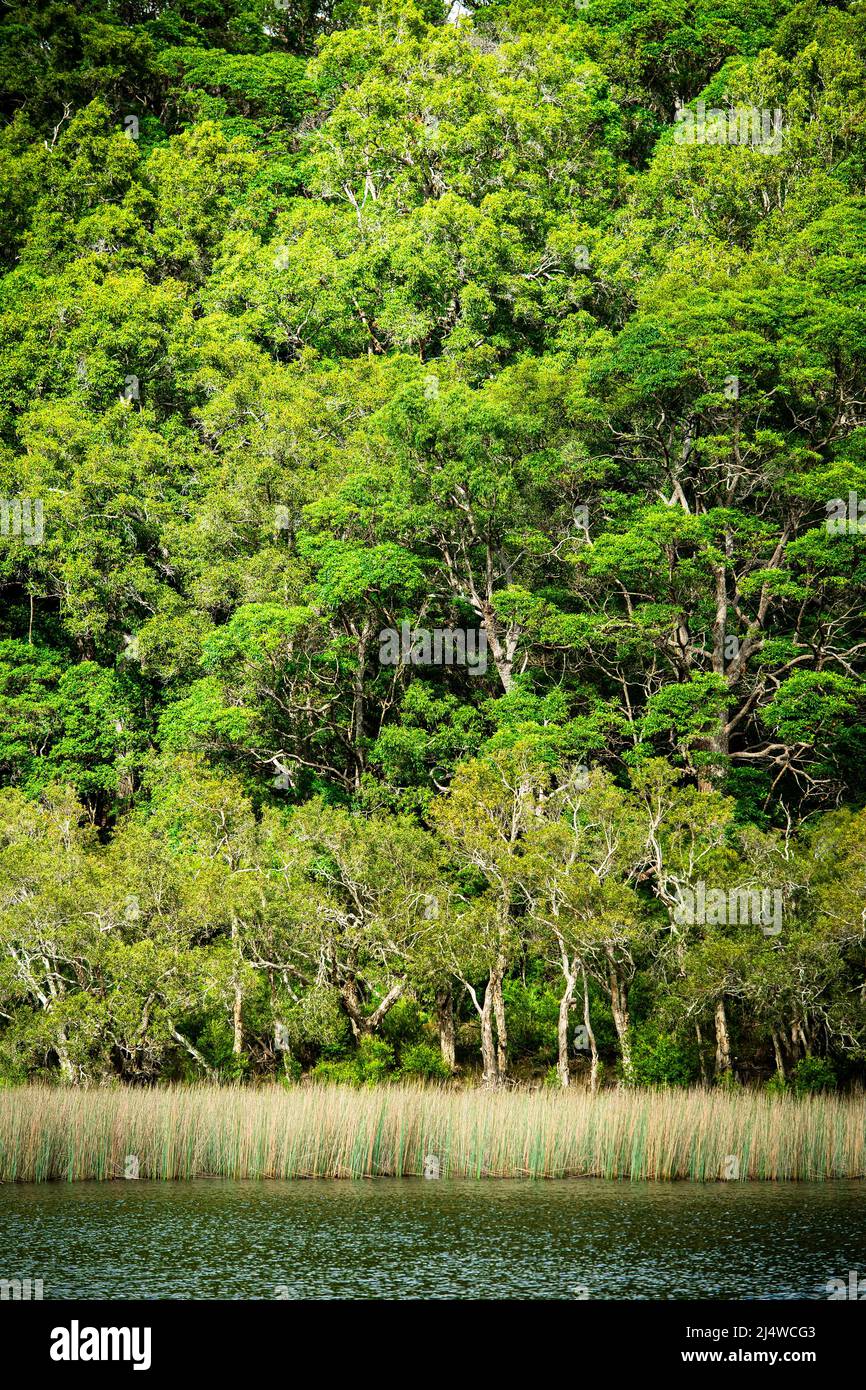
[0,1084,863,1183]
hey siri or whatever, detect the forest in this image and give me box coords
[0,0,865,1093]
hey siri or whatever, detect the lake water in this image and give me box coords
[2,1178,865,1300]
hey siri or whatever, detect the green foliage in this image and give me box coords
[381,997,427,1049]
[0,0,865,1090]
[791,1056,837,1095]
[630,1026,700,1088]
[311,1036,396,1086]
[398,1042,450,1080]
[501,978,559,1062]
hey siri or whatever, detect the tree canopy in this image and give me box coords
[1,0,865,1089]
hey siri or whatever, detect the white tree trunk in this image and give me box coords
[715,998,732,1076]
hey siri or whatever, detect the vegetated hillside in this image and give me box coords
[0,0,865,1090]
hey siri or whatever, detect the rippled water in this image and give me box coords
[2,1178,866,1300]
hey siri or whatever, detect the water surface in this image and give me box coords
[2,1178,865,1299]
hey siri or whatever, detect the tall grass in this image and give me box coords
[0,1084,863,1183]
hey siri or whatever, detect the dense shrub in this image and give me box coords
[398,1043,451,1081]
[311,1037,396,1087]
[629,1027,700,1088]
[791,1057,837,1095]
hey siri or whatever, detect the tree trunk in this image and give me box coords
[169,1022,217,1079]
[557,967,577,1088]
[583,969,599,1094]
[41,956,76,1082]
[349,618,373,790]
[695,562,732,794]
[232,985,243,1057]
[771,1030,786,1080]
[714,997,732,1076]
[608,954,632,1082]
[436,985,456,1072]
[696,725,730,793]
[480,973,499,1088]
[341,976,404,1037]
[54,1027,76,1084]
[461,970,503,1089]
[696,1022,708,1086]
[477,601,520,693]
[491,956,507,1080]
[231,915,243,1057]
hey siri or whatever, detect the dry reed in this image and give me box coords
[0,1084,863,1183]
